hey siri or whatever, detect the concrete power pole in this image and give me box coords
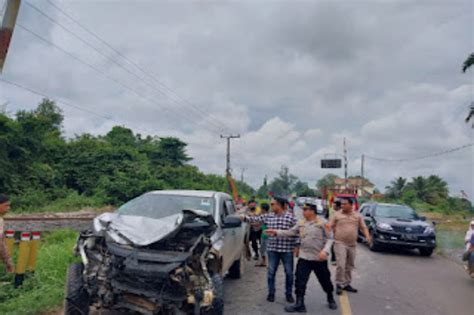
[343,137,348,188]
[0,0,21,73]
[220,134,240,176]
[240,167,247,183]
[361,154,365,197]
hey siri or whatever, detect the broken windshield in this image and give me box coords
[116,194,215,220]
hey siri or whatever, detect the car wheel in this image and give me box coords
[419,248,434,257]
[64,263,90,315]
[369,231,382,252]
[201,274,224,315]
[227,256,241,279]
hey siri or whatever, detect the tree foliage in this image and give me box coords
[0,100,253,212]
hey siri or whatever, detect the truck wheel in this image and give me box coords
[201,274,224,315]
[419,248,434,257]
[64,263,90,315]
[227,257,241,279]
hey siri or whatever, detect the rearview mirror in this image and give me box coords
[223,216,242,229]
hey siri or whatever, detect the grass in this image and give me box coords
[0,230,79,315]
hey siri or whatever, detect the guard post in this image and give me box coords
[14,231,30,287]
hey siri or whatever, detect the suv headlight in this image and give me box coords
[376,222,393,231]
[423,226,435,235]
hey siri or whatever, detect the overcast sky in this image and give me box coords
[1,0,473,197]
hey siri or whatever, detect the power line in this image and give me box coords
[16,23,222,136]
[0,77,205,146]
[0,77,111,120]
[40,0,231,134]
[365,143,474,162]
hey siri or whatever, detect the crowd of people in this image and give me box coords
[239,195,372,313]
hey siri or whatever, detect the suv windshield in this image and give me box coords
[375,205,418,220]
[117,194,215,220]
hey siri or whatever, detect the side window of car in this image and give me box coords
[220,199,230,223]
[225,200,236,215]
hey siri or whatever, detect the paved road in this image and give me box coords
[224,245,474,315]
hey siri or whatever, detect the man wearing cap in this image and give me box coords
[241,196,297,303]
[266,203,337,312]
[0,194,14,273]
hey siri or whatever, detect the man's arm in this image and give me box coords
[241,213,266,223]
[265,224,299,237]
[359,216,372,245]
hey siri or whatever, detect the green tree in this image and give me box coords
[462,52,474,72]
[462,53,474,127]
[316,173,338,193]
[405,176,429,201]
[256,175,269,198]
[269,166,297,196]
[385,177,407,199]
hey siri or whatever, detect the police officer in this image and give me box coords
[266,203,337,312]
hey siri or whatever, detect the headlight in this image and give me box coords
[376,222,393,231]
[423,226,435,235]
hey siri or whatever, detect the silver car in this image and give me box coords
[65,190,247,315]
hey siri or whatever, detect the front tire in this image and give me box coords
[369,231,383,252]
[201,274,224,315]
[227,257,241,279]
[419,248,434,257]
[64,263,90,315]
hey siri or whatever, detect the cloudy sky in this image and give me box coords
[1,0,473,196]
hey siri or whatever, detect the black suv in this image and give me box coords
[359,203,436,256]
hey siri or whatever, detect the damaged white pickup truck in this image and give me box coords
[65,190,247,315]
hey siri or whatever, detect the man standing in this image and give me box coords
[330,200,342,265]
[266,203,337,312]
[0,194,14,273]
[248,200,262,261]
[242,196,297,303]
[328,198,371,295]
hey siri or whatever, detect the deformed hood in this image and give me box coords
[93,209,215,246]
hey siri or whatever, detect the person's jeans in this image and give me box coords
[267,251,294,296]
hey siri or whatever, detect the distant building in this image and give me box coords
[334,176,376,197]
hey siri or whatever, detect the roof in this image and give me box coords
[147,190,218,198]
[334,177,375,187]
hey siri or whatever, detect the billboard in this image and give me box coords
[321,159,342,169]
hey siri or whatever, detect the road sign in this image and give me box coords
[321,159,342,168]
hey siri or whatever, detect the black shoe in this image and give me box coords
[327,295,338,310]
[267,294,275,302]
[344,285,358,293]
[284,296,306,313]
[336,285,343,295]
[286,294,295,303]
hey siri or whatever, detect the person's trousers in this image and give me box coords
[294,258,334,297]
[334,242,356,287]
[468,251,474,273]
[331,243,336,262]
[250,229,262,257]
[267,251,294,296]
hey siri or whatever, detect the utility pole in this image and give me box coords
[0,0,21,73]
[343,137,348,188]
[220,134,240,176]
[361,154,365,197]
[240,167,247,183]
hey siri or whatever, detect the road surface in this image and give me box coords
[224,244,474,315]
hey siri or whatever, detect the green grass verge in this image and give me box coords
[0,230,79,315]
